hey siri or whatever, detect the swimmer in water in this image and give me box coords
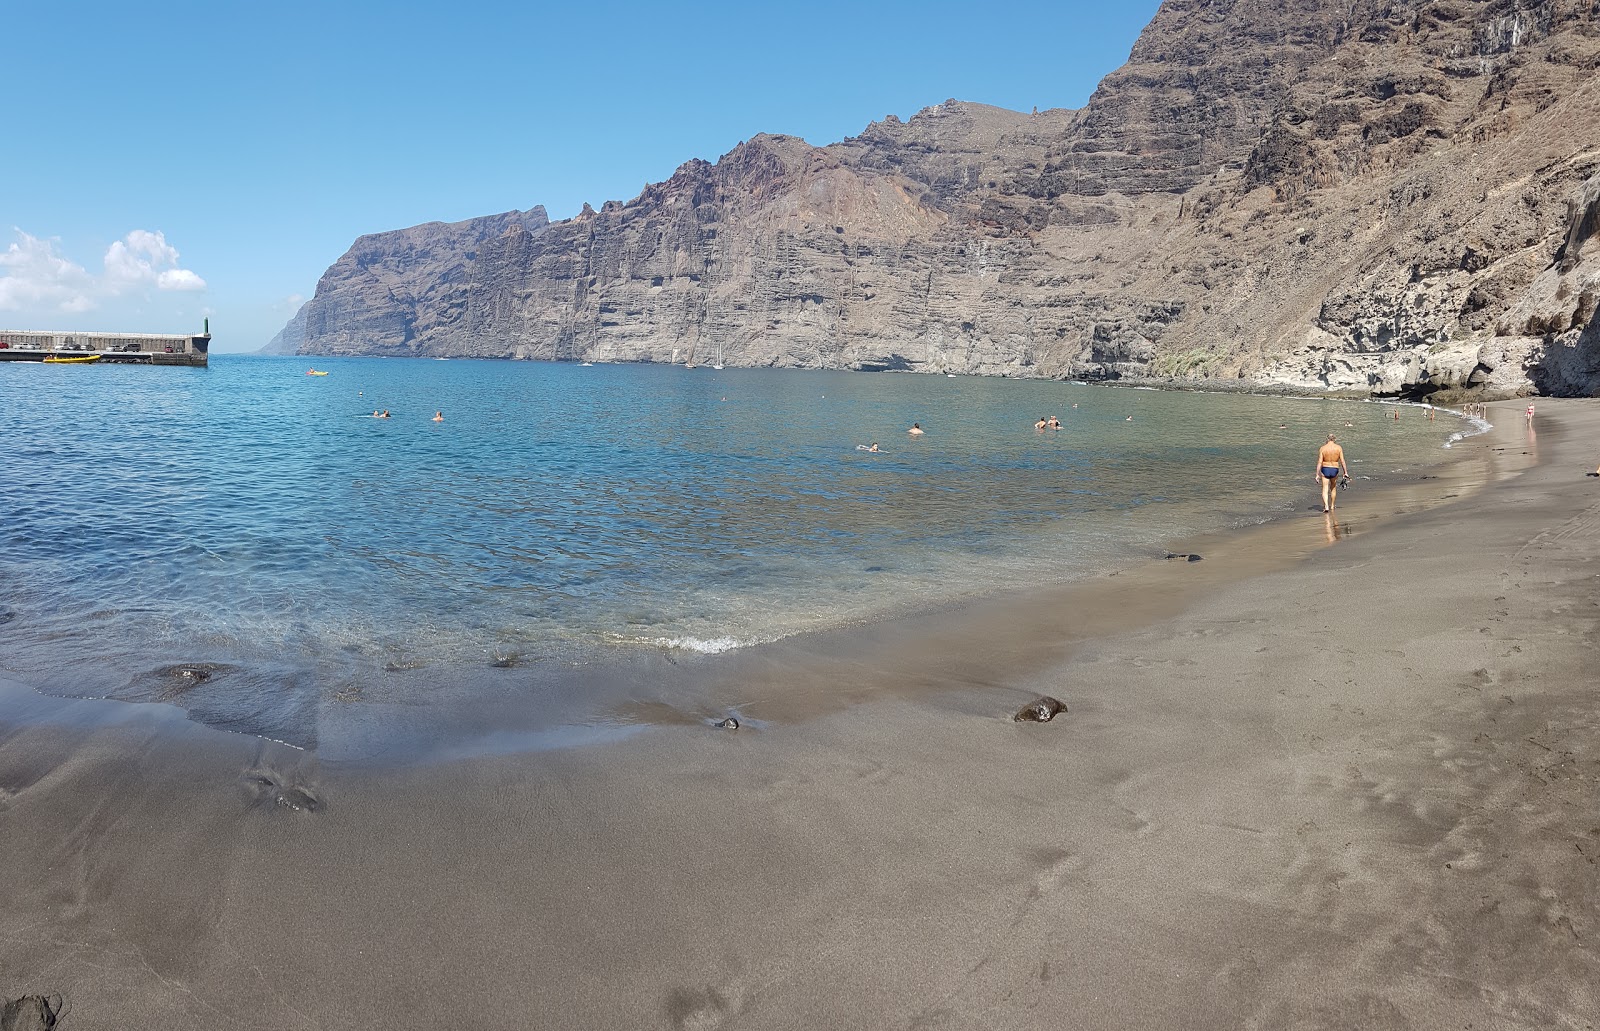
[1035,417,1049,430]
[1047,416,1062,429]
[869,442,881,452]
[908,422,924,435]
[433,411,444,422]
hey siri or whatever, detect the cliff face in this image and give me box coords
[275,0,1600,398]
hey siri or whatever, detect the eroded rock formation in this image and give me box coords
[271,0,1600,398]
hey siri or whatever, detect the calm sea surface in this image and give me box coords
[1,355,1475,746]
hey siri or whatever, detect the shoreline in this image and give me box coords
[4,398,1597,1028]
[0,402,1530,760]
[0,388,1497,758]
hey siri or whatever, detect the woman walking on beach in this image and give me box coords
[1316,434,1350,513]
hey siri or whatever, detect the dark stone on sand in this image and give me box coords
[149,662,236,699]
[1164,553,1203,562]
[714,717,740,730]
[244,771,323,813]
[0,994,60,1031]
[1013,696,1067,722]
[276,787,321,812]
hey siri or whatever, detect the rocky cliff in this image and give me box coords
[272,0,1600,398]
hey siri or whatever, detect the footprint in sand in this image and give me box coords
[0,993,61,1031]
[1026,847,1088,899]
[665,985,742,1030]
[1119,806,1159,838]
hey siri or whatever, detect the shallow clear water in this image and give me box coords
[1,355,1470,743]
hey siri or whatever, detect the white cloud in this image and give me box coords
[0,227,207,315]
[0,230,95,312]
[157,268,206,291]
[103,229,207,292]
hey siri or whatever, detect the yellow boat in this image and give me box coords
[43,354,101,364]
[306,369,329,376]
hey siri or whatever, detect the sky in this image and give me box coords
[1,1,1164,352]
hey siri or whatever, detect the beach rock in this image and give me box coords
[714,717,740,730]
[275,0,1600,399]
[148,662,235,699]
[244,771,323,814]
[0,994,60,1031]
[1013,696,1067,723]
[1164,553,1203,562]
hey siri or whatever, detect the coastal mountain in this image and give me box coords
[271,0,1600,398]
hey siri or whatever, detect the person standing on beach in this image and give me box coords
[1316,434,1350,513]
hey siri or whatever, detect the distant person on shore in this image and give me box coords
[433,411,444,422]
[1526,403,1536,425]
[908,422,924,435]
[1316,433,1350,513]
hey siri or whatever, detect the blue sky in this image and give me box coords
[1,1,1162,351]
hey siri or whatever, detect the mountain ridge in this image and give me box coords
[270,0,1600,399]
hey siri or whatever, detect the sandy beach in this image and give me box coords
[3,398,1598,1030]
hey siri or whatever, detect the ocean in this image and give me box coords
[1,355,1477,750]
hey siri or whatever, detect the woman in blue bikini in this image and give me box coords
[1316,433,1350,513]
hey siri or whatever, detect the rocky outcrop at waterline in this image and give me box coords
[270,0,1600,399]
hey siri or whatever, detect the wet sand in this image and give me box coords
[3,399,1598,1029]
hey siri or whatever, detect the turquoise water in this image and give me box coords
[1,355,1472,744]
